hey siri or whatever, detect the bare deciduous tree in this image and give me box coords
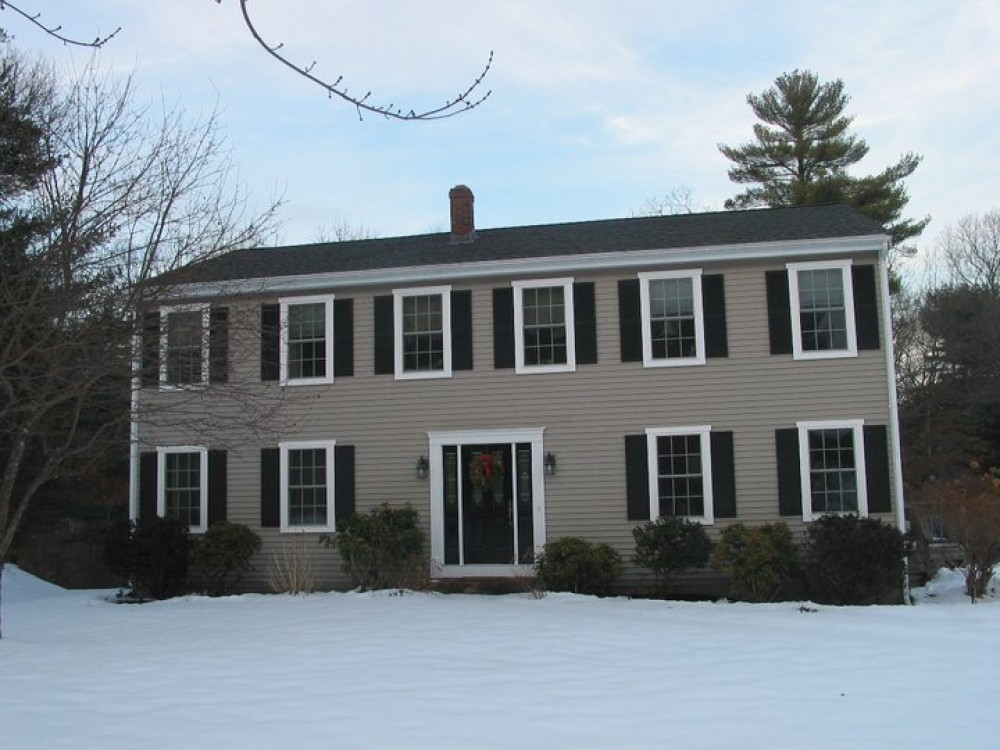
[633,187,710,218]
[1,0,493,121]
[937,208,1000,293]
[0,50,282,636]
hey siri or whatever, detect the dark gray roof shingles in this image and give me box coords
[161,204,885,285]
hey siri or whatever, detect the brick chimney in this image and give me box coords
[449,184,475,243]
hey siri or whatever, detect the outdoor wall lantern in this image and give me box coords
[544,452,557,477]
[415,456,429,480]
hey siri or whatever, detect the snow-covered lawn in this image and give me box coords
[1,567,996,750]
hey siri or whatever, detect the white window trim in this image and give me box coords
[156,445,208,534]
[427,427,547,577]
[796,419,868,522]
[279,295,335,386]
[645,426,714,525]
[159,304,210,390]
[512,277,577,374]
[787,259,858,361]
[638,269,705,368]
[393,285,452,380]
[280,439,337,533]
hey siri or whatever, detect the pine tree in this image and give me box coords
[719,69,929,249]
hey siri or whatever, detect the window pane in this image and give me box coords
[165,311,203,384]
[649,278,697,359]
[522,286,567,366]
[402,294,444,371]
[287,302,327,379]
[798,269,848,351]
[287,448,328,526]
[164,452,201,527]
[655,434,705,517]
[808,428,858,513]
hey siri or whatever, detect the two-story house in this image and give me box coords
[133,185,903,592]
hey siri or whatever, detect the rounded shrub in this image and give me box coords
[534,536,623,596]
[104,516,191,600]
[802,514,905,605]
[321,503,425,590]
[632,516,712,593]
[190,522,262,595]
[710,522,798,602]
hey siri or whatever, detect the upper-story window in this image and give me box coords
[639,270,705,367]
[797,419,868,521]
[787,260,858,360]
[394,286,452,379]
[280,295,334,385]
[157,446,208,533]
[513,278,576,374]
[160,305,209,387]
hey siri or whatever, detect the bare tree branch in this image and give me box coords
[231,0,493,121]
[0,0,120,48]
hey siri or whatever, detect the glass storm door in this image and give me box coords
[442,443,534,566]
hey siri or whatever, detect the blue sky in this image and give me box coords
[7,1,1000,267]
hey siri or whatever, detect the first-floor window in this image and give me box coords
[158,447,207,532]
[798,420,867,520]
[646,426,714,524]
[281,441,336,531]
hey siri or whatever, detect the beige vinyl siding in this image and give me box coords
[141,252,895,591]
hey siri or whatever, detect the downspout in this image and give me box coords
[128,332,141,521]
[878,243,909,601]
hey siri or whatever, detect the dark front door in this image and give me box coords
[461,443,513,564]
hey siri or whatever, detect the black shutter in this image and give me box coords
[703,274,729,359]
[334,298,354,377]
[766,271,793,355]
[710,431,736,518]
[334,444,356,530]
[775,428,802,516]
[618,279,642,363]
[625,434,650,521]
[451,290,474,371]
[260,304,280,381]
[260,447,280,528]
[139,451,158,520]
[141,311,161,386]
[573,282,598,365]
[852,265,881,351]
[492,287,515,369]
[373,295,394,375]
[209,307,229,383]
[208,449,228,525]
[864,424,892,513]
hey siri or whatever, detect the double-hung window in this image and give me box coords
[280,296,334,385]
[394,286,452,379]
[280,440,336,532]
[787,260,857,359]
[639,270,705,367]
[157,446,208,533]
[160,305,209,387]
[513,278,576,373]
[645,426,714,524]
[797,420,868,521]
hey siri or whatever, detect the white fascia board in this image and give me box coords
[161,234,889,302]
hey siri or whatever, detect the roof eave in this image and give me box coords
[162,233,890,301]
